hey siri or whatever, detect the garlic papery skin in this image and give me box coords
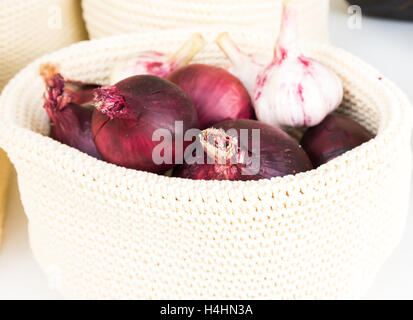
[109,33,205,84]
[253,55,344,127]
[110,51,170,84]
[216,32,270,96]
[252,3,343,127]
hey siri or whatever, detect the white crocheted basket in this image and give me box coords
[0,29,411,299]
[0,0,86,246]
[0,0,87,90]
[82,0,329,43]
[0,150,11,248]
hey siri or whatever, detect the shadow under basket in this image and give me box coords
[0,30,411,299]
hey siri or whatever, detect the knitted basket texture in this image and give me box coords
[82,0,329,43]
[0,0,86,247]
[0,30,411,299]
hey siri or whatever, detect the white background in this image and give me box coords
[0,0,412,299]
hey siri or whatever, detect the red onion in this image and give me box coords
[168,64,253,129]
[173,119,313,181]
[300,114,373,167]
[40,64,101,159]
[92,75,199,174]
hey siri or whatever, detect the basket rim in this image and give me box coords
[0,29,411,192]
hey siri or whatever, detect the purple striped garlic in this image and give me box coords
[217,2,343,127]
[110,33,205,84]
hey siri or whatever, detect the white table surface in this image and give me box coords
[0,0,412,300]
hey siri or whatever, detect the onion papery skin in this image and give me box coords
[300,114,374,167]
[92,75,199,174]
[168,64,253,129]
[41,65,102,159]
[173,119,313,181]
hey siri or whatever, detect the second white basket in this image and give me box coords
[0,0,87,90]
[82,0,329,43]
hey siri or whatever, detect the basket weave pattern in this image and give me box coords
[0,30,411,299]
[0,150,10,247]
[82,0,329,43]
[0,0,87,90]
[0,0,86,242]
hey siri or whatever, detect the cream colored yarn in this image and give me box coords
[82,0,329,43]
[0,0,87,247]
[0,0,87,90]
[0,150,10,248]
[0,29,411,299]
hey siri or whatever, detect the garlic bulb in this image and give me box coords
[217,2,343,127]
[110,33,205,84]
[253,4,343,127]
